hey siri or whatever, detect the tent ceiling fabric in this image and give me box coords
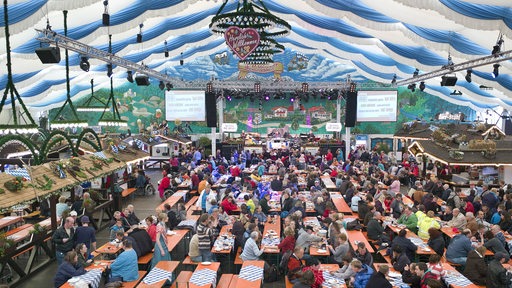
[0,0,511,112]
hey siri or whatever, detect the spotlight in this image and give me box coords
[164,41,169,58]
[413,68,419,77]
[254,82,261,93]
[126,71,134,83]
[465,69,472,83]
[180,52,184,66]
[102,1,110,26]
[159,81,165,90]
[419,82,425,91]
[226,95,232,101]
[264,94,270,101]
[492,35,504,56]
[407,83,416,92]
[206,82,213,93]
[106,63,113,77]
[166,83,173,91]
[290,96,295,102]
[79,57,90,72]
[492,64,500,78]
[391,74,397,85]
[137,23,143,43]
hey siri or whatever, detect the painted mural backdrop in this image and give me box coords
[50,49,476,135]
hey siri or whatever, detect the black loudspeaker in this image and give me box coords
[35,47,61,63]
[504,119,512,135]
[135,75,150,86]
[205,92,217,127]
[345,91,357,127]
[102,13,110,26]
[440,75,458,86]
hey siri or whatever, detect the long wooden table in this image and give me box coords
[321,175,337,190]
[330,194,353,214]
[156,190,188,212]
[237,260,265,288]
[165,229,188,252]
[0,216,22,230]
[188,262,221,288]
[442,263,483,288]
[137,260,180,288]
[346,230,375,253]
[262,215,281,253]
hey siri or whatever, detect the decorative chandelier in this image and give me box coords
[209,0,291,64]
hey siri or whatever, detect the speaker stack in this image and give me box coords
[345,91,357,127]
[205,92,217,127]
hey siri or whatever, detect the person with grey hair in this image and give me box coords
[367,211,390,247]
[240,231,265,261]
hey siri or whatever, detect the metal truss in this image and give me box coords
[395,50,512,86]
[35,28,393,92]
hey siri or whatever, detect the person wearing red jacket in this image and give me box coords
[158,174,171,201]
[302,257,324,288]
[221,196,238,215]
[231,165,241,177]
[278,226,295,254]
[287,246,304,283]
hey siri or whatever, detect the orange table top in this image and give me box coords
[0,216,22,230]
[331,197,353,214]
[189,262,221,288]
[346,230,375,253]
[262,216,281,253]
[212,225,234,254]
[137,261,180,288]
[310,246,331,257]
[442,263,483,288]
[165,229,188,252]
[156,192,187,212]
[7,224,33,243]
[319,263,340,272]
[95,242,122,255]
[236,260,265,288]
[441,226,459,238]
[85,260,111,271]
[402,196,414,206]
[321,176,336,189]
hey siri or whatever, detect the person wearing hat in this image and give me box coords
[69,210,79,228]
[487,252,512,288]
[74,215,96,254]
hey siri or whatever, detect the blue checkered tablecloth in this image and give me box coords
[178,219,197,228]
[4,168,31,180]
[443,271,473,287]
[389,274,410,288]
[409,237,429,249]
[213,236,234,252]
[189,268,217,286]
[239,265,263,282]
[322,271,345,288]
[70,268,102,288]
[93,151,107,159]
[142,267,173,285]
[261,235,280,246]
[330,193,342,199]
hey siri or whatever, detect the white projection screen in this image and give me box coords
[356,90,398,122]
[165,90,206,122]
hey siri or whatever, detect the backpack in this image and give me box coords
[279,250,293,273]
[264,264,280,283]
[346,219,362,231]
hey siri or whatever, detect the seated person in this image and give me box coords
[54,251,86,287]
[108,239,138,282]
[287,246,305,283]
[240,231,265,261]
[296,226,323,253]
[188,234,202,262]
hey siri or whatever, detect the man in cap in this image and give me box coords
[74,215,96,254]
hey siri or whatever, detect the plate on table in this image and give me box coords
[215,247,222,252]
[316,249,327,253]
[201,262,212,265]
[167,230,177,235]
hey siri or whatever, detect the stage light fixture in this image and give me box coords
[290,96,295,102]
[164,41,169,58]
[391,74,397,85]
[408,83,416,92]
[79,57,90,72]
[126,71,134,83]
[180,52,184,66]
[166,83,173,91]
[492,35,504,56]
[136,23,144,43]
[159,81,165,90]
[492,64,500,78]
[254,82,261,93]
[264,94,270,101]
[102,1,110,26]
[465,70,472,83]
[413,68,419,77]
[419,82,425,91]
[206,82,213,93]
[301,82,309,93]
[106,63,113,77]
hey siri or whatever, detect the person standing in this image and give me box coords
[151,213,172,268]
[52,217,76,265]
[197,214,214,261]
[73,216,96,254]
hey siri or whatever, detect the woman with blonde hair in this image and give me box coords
[278,226,296,253]
[150,213,171,268]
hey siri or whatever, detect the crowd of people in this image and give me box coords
[51,145,512,288]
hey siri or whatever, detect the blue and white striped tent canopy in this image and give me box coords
[0,0,511,113]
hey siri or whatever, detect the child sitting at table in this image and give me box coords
[109,219,125,241]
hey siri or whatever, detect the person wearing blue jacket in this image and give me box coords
[108,239,139,282]
[54,251,86,288]
[446,229,474,265]
[350,259,374,288]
